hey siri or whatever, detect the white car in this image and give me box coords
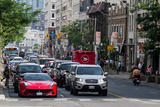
[70,64,108,96]
[12,57,23,61]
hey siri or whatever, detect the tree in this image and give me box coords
[61,20,94,50]
[130,0,160,54]
[0,0,40,48]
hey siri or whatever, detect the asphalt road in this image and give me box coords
[0,77,160,107]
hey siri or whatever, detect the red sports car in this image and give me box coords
[18,73,57,97]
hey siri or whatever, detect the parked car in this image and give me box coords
[56,62,79,87]
[12,57,23,61]
[70,65,108,96]
[28,56,38,63]
[18,73,57,97]
[9,60,28,77]
[39,58,55,68]
[13,63,42,92]
[8,54,18,63]
[42,61,55,73]
[48,60,67,81]
[65,64,78,90]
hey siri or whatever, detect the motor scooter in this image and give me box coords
[133,77,140,86]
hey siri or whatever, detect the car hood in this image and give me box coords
[24,81,54,88]
[76,75,105,79]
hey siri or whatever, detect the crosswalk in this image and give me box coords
[2,98,160,105]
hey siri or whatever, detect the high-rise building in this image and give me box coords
[32,0,45,11]
[16,0,45,31]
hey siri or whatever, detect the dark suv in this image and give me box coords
[13,63,42,92]
[56,62,79,87]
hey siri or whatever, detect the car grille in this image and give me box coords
[26,89,53,93]
[85,79,98,83]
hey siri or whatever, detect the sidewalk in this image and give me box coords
[0,54,5,100]
[108,69,160,89]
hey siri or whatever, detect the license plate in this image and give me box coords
[36,92,42,96]
[89,86,95,89]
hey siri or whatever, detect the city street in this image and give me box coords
[0,77,160,107]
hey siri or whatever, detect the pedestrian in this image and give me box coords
[3,65,10,88]
[138,62,142,71]
[146,65,152,75]
[117,61,121,74]
[121,62,125,72]
[100,58,105,70]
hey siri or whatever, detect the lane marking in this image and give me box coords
[102,99,118,102]
[151,100,160,103]
[140,101,159,105]
[79,99,91,102]
[127,98,141,102]
[5,98,18,101]
[108,92,127,99]
[54,98,68,101]
[30,99,43,101]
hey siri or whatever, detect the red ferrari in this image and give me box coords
[18,73,57,97]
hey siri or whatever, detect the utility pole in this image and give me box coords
[134,0,138,65]
[94,17,97,64]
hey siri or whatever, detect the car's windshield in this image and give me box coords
[70,66,76,72]
[61,64,71,70]
[9,55,17,60]
[11,62,20,66]
[24,74,52,81]
[19,65,42,73]
[61,63,78,70]
[77,67,103,75]
[39,59,54,65]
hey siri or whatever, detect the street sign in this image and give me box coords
[107,45,115,51]
[46,34,49,39]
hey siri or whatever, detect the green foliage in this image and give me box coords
[61,20,94,50]
[34,44,40,49]
[0,0,40,49]
[98,39,109,60]
[130,0,160,54]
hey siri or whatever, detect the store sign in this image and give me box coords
[81,55,89,63]
[96,32,101,45]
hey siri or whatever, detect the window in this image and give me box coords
[52,13,55,18]
[52,22,54,27]
[52,4,55,9]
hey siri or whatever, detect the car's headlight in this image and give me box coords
[24,82,29,87]
[99,78,108,82]
[50,82,55,87]
[75,78,83,82]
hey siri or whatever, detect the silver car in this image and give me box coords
[70,64,108,96]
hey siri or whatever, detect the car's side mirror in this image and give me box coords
[104,72,108,76]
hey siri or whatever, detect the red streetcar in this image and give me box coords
[18,73,57,97]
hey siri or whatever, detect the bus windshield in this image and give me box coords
[4,48,18,55]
